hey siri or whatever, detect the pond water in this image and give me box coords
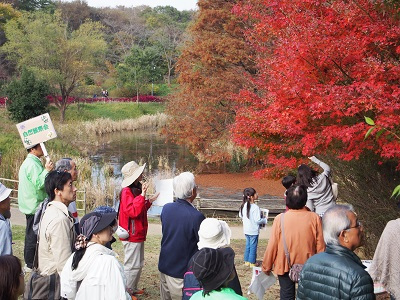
[89,130,198,187]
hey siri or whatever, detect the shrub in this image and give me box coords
[4,68,50,122]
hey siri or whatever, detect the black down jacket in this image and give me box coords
[297,244,375,300]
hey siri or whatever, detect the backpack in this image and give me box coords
[182,269,202,300]
[33,198,50,235]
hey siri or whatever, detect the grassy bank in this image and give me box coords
[49,102,165,122]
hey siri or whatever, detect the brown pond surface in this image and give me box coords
[196,172,285,198]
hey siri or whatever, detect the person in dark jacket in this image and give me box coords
[158,172,205,300]
[297,204,375,300]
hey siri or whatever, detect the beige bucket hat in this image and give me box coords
[121,161,146,188]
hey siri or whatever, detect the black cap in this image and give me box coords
[79,211,117,240]
[192,247,235,295]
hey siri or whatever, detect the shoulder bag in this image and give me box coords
[24,208,61,300]
[281,213,303,283]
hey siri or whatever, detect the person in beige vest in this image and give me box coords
[38,171,76,276]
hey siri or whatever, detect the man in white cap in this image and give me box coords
[118,161,158,297]
[0,182,13,255]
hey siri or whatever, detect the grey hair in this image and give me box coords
[55,158,73,172]
[173,172,196,200]
[322,204,355,245]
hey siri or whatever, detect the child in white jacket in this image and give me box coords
[239,188,267,267]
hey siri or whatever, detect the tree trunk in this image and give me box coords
[60,105,66,123]
[167,67,172,86]
[60,94,67,123]
[136,88,139,104]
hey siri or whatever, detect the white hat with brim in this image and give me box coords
[121,161,146,188]
[197,218,232,250]
[0,183,12,202]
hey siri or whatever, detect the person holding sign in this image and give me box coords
[18,143,53,270]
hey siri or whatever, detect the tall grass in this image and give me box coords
[81,113,168,136]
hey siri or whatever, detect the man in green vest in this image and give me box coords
[18,143,53,270]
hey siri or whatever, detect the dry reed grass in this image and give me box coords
[82,113,168,136]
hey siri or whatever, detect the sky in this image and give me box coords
[61,0,198,11]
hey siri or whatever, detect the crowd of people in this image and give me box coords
[0,148,398,299]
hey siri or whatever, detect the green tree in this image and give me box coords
[144,6,191,85]
[2,11,107,122]
[3,0,54,11]
[117,45,165,102]
[5,68,49,122]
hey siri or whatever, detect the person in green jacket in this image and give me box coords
[190,247,247,299]
[297,204,375,300]
[18,144,53,270]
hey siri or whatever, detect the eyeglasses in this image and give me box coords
[345,220,362,231]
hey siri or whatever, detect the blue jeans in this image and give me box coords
[244,234,259,263]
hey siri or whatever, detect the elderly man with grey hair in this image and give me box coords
[297,204,375,300]
[158,172,205,300]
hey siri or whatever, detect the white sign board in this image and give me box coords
[147,179,174,216]
[16,113,57,149]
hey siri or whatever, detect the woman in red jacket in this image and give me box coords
[118,161,158,297]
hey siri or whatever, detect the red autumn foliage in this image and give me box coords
[232,0,400,177]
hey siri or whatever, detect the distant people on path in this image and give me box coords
[369,218,400,299]
[239,187,267,267]
[297,204,375,299]
[183,218,242,299]
[0,182,13,255]
[61,211,130,300]
[158,171,205,300]
[0,255,25,300]
[262,185,325,300]
[18,143,53,270]
[297,156,336,216]
[38,171,76,278]
[118,161,158,297]
[56,158,80,234]
[190,247,246,300]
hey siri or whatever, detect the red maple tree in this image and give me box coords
[232,0,400,177]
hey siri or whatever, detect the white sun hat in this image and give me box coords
[197,218,232,250]
[121,161,146,188]
[0,182,12,202]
